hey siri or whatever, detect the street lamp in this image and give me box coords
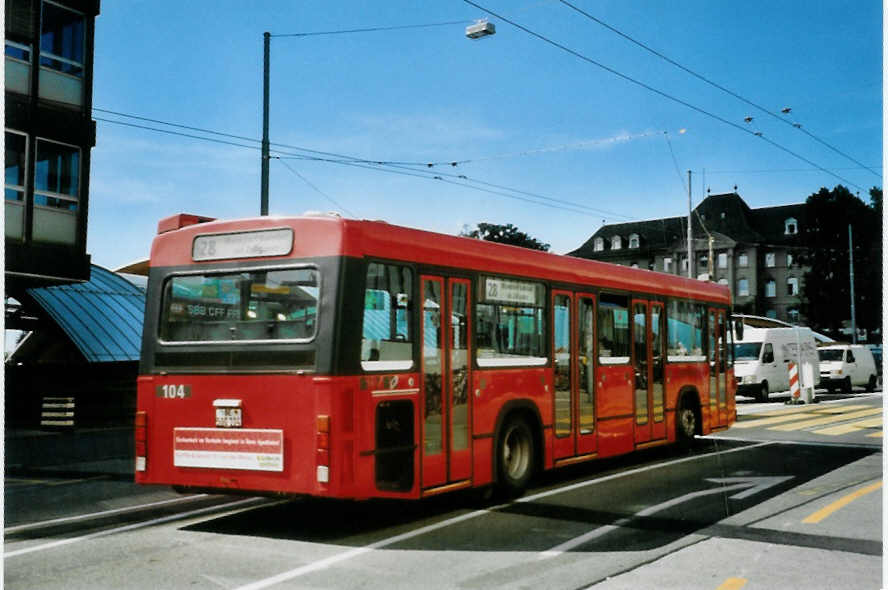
[259,20,494,216]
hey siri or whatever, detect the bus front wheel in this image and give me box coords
[496,418,534,497]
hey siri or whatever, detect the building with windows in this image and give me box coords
[5,0,100,299]
[569,192,809,325]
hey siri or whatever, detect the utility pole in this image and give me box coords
[687,170,693,278]
[260,31,271,216]
[849,224,857,343]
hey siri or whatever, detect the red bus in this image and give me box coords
[135,213,735,499]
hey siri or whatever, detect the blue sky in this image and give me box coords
[88,0,882,269]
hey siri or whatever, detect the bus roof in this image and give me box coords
[150,214,731,305]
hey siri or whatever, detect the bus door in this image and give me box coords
[708,308,729,430]
[716,309,729,428]
[553,292,598,462]
[420,276,472,490]
[633,300,665,444]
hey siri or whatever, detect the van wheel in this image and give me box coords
[757,381,769,402]
[843,377,853,394]
[865,375,877,392]
[496,418,534,497]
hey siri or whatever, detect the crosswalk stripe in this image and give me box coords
[734,414,808,428]
[769,407,883,432]
[814,416,883,436]
[754,404,867,417]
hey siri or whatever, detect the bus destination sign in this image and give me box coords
[484,277,540,305]
[192,228,293,261]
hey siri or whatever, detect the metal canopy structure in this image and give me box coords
[24,265,146,363]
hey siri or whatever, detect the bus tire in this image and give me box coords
[496,417,535,497]
[676,392,699,446]
[757,381,769,403]
[865,375,877,392]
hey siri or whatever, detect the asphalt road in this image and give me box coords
[4,393,882,590]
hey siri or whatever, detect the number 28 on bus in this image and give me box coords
[135,212,736,499]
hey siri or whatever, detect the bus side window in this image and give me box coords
[361,263,414,372]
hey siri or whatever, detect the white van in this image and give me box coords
[734,326,820,401]
[817,344,878,393]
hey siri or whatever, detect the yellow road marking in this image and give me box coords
[769,407,883,431]
[734,414,810,428]
[814,416,882,436]
[716,578,748,590]
[866,431,882,438]
[803,481,883,524]
[754,404,866,417]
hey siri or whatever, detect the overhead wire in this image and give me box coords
[275,159,358,217]
[557,0,881,180]
[94,111,634,220]
[270,20,473,38]
[461,0,865,192]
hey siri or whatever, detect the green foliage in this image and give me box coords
[460,222,550,252]
[799,185,882,338]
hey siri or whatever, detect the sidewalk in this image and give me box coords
[5,426,134,477]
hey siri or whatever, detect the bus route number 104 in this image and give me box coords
[156,384,192,399]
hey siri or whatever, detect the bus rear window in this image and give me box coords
[160,268,319,342]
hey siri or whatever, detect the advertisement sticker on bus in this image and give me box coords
[173,427,284,472]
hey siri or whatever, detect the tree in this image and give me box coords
[460,222,550,252]
[798,185,882,340]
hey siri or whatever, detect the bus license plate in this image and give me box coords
[216,407,242,428]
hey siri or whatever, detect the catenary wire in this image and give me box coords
[276,159,358,217]
[270,20,473,38]
[461,0,865,192]
[557,0,881,180]
[94,116,629,219]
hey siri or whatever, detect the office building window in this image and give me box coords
[593,237,604,252]
[788,308,800,324]
[738,252,748,267]
[717,252,727,269]
[786,252,794,267]
[628,233,639,249]
[765,280,776,298]
[787,277,799,296]
[765,252,776,268]
[40,1,85,77]
[765,309,777,319]
[611,235,622,250]
[34,138,80,244]
[5,130,27,240]
[663,257,672,273]
[737,278,749,297]
[5,40,32,94]
[785,217,798,235]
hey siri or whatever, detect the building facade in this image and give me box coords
[569,192,809,325]
[5,0,100,299]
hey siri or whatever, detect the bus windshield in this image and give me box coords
[733,342,762,361]
[160,267,319,342]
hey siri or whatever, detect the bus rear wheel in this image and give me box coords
[496,418,534,497]
[676,394,699,446]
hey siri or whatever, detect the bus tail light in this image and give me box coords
[135,411,147,471]
[316,414,330,483]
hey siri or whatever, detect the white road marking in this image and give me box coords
[4,498,271,558]
[538,474,792,558]
[4,494,210,534]
[235,441,775,590]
